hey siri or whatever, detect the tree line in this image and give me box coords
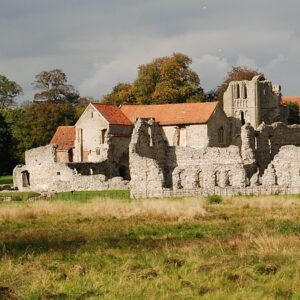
[1,53,299,175]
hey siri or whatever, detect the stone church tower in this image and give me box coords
[223,74,288,144]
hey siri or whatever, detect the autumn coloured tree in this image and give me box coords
[0,75,23,109]
[103,53,205,105]
[33,69,80,103]
[216,66,261,103]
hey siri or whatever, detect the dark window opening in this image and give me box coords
[96,147,100,155]
[177,171,183,189]
[218,126,224,144]
[244,85,247,99]
[241,111,245,125]
[57,172,60,176]
[195,170,203,188]
[119,165,130,180]
[21,171,30,187]
[225,171,232,186]
[101,129,107,144]
[214,171,219,187]
[68,149,73,162]
[236,84,240,98]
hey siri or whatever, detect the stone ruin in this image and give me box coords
[129,118,300,198]
[13,144,129,192]
[12,75,300,197]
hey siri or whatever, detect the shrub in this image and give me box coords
[207,194,223,204]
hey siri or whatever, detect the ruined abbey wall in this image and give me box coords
[129,118,300,198]
[13,144,129,192]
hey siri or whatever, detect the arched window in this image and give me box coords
[195,170,203,188]
[241,111,245,125]
[243,85,247,99]
[218,126,224,144]
[236,84,240,99]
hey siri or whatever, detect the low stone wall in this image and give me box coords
[129,119,300,199]
[131,186,300,199]
[13,144,129,192]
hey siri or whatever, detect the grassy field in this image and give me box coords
[0,175,13,186]
[1,194,300,299]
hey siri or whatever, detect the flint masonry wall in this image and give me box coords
[129,119,300,198]
[13,144,129,192]
[247,122,300,174]
[129,118,246,198]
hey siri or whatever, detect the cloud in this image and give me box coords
[1,0,300,102]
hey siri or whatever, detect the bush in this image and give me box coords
[207,194,223,204]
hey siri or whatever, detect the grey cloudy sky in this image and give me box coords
[1,0,300,102]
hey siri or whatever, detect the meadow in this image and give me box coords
[0,193,300,299]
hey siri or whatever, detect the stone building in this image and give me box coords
[13,74,300,197]
[120,102,231,148]
[50,126,75,163]
[223,74,288,145]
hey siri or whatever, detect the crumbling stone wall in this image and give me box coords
[250,122,300,174]
[13,144,129,192]
[261,145,300,188]
[129,118,246,198]
[129,118,300,198]
[129,118,167,197]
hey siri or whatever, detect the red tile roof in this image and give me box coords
[120,102,219,125]
[281,96,300,106]
[92,103,132,125]
[50,126,75,150]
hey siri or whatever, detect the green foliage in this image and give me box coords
[286,102,300,124]
[0,114,14,174]
[103,53,205,105]
[0,175,13,185]
[2,102,79,165]
[0,74,23,109]
[206,194,223,204]
[33,69,80,103]
[216,66,261,103]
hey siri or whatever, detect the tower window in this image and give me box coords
[218,126,224,144]
[236,84,240,99]
[241,111,245,125]
[243,85,247,99]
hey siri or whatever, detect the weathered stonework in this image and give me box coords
[13,144,129,192]
[13,76,300,198]
[129,118,300,198]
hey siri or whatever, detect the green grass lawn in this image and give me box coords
[54,189,130,201]
[0,195,300,299]
[0,192,40,201]
[0,175,13,185]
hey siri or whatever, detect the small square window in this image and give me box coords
[57,172,61,175]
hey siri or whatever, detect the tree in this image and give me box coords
[0,75,23,109]
[102,53,205,105]
[216,66,261,102]
[0,113,14,174]
[102,83,136,106]
[7,102,78,164]
[33,69,80,103]
[286,102,300,124]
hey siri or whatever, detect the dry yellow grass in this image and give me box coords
[0,198,206,222]
[230,195,299,209]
